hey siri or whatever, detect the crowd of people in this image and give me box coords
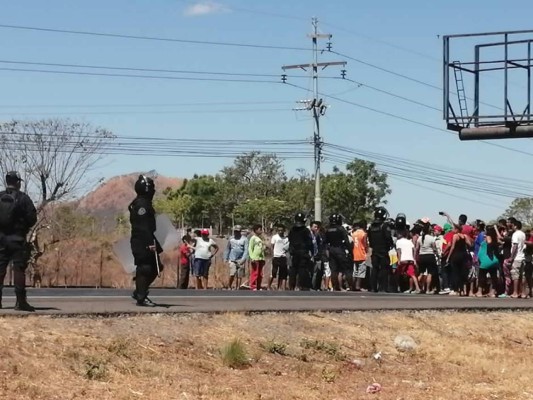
[125,173,533,306]
[177,209,533,298]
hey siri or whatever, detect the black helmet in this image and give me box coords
[134,175,155,197]
[329,213,342,225]
[294,212,306,227]
[395,213,406,229]
[374,207,389,221]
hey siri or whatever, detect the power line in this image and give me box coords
[0,66,279,84]
[0,23,309,51]
[0,108,294,116]
[0,100,292,109]
[285,82,533,158]
[333,77,441,112]
[0,59,285,78]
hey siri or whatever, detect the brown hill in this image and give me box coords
[78,173,183,219]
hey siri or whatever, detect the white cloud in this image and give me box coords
[183,1,227,17]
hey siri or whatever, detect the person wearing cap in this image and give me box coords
[224,225,248,290]
[0,171,37,311]
[193,229,218,289]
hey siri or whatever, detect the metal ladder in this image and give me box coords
[452,61,469,123]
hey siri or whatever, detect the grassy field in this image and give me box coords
[1,311,533,400]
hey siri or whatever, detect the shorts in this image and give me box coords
[418,254,438,276]
[353,261,366,279]
[323,262,331,278]
[272,257,288,280]
[228,261,244,277]
[193,258,211,278]
[398,261,416,278]
[511,259,523,281]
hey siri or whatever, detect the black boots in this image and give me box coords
[14,288,35,312]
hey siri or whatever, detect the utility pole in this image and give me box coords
[282,17,346,222]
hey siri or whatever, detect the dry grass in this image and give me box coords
[1,311,533,399]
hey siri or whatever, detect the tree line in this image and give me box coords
[154,151,391,233]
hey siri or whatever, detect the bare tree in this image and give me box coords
[0,119,115,281]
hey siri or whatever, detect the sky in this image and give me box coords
[1,0,532,224]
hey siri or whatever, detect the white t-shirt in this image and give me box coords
[195,238,216,260]
[512,230,526,262]
[396,238,415,262]
[271,234,289,258]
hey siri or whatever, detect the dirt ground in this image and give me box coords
[1,311,533,400]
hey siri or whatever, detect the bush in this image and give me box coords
[261,340,288,356]
[221,339,250,369]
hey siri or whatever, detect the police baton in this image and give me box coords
[154,239,161,278]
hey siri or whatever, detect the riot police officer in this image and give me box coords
[368,207,394,292]
[324,213,353,291]
[129,175,163,307]
[0,171,37,311]
[288,212,314,290]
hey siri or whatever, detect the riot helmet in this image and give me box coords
[294,212,306,227]
[134,175,155,198]
[329,213,342,225]
[373,206,389,221]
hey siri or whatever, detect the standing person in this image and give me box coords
[439,223,454,294]
[269,225,289,290]
[523,232,533,299]
[248,224,266,291]
[193,229,218,290]
[396,231,421,294]
[352,221,369,291]
[476,225,500,297]
[224,225,248,290]
[324,214,353,291]
[446,226,472,296]
[368,207,394,292]
[415,222,438,294]
[507,220,525,298]
[178,235,192,289]
[129,175,163,307]
[310,221,326,291]
[288,213,314,291]
[0,171,37,311]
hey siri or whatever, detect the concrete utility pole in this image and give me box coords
[282,17,346,222]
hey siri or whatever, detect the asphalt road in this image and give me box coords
[1,288,533,315]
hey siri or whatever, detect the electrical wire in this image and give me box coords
[0,23,310,51]
[283,82,533,158]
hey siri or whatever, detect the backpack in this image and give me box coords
[0,191,18,230]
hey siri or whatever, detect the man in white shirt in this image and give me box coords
[193,229,218,290]
[269,225,289,290]
[508,220,526,298]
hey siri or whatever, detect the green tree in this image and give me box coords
[322,159,390,223]
[234,197,292,229]
[502,198,533,228]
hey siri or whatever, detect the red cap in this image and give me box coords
[433,225,443,233]
[201,229,210,235]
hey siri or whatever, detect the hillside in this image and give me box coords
[78,173,183,219]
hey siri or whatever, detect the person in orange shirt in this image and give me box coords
[352,220,369,291]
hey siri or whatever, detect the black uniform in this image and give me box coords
[367,220,393,292]
[324,224,353,290]
[129,176,163,306]
[288,225,314,290]
[0,178,37,311]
